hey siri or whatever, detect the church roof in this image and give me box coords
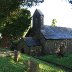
[24,37,40,47]
[41,25,72,39]
[33,9,44,16]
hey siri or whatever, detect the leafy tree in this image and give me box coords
[51,19,57,27]
[68,0,72,4]
[0,0,44,38]
[0,0,43,47]
[1,9,31,41]
[0,0,44,22]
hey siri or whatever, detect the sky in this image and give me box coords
[28,0,72,28]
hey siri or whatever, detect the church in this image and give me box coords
[19,9,72,56]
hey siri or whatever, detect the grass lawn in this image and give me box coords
[0,48,66,72]
[0,57,25,72]
[21,54,66,72]
[38,53,72,69]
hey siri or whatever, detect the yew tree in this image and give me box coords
[0,0,44,21]
[0,0,44,41]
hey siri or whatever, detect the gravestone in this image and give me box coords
[27,60,39,72]
[14,50,20,62]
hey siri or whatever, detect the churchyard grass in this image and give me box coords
[0,48,65,72]
[38,53,72,69]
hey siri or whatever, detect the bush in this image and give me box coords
[10,41,19,51]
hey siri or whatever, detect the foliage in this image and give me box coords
[69,0,72,4]
[0,0,44,22]
[0,0,44,40]
[51,19,57,27]
[0,0,43,47]
[10,41,19,51]
[1,9,31,40]
[0,0,22,22]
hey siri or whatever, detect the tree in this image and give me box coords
[68,0,72,4]
[0,0,44,29]
[0,0,44,22]
[0,8,31,48]
[0,0,44,47]
[0,0,44,37]
[51,19,57,27]
[1,9,31,40]
[0,0,44,34]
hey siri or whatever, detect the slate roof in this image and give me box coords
[33,9,44,16]
[24,37,40,47]
[41,25,72,39]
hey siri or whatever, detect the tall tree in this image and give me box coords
[0,0,44,21]
[0,0,44,31]
[1,8,31,48]
[68,0,72,4]
[1,9,31,40]
[0,0,44,47]
[0,0,44,37]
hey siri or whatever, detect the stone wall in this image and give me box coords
[30,46,42,56]
[44,39,67,54]
[23,45,42,56]
[17,38,42,56]
[40,38,72,54]
[39,33,46,54]
[66,39,72,53]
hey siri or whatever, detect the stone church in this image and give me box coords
[19,9,72,56]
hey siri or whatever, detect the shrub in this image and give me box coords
[10,41,19,51]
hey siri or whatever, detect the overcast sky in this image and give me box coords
[28,0,72,28]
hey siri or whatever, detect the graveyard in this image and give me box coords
[0,9,71,72]
[0,47,71,72]
[18,9,72,71]
[0,48,66,72]
[1,0,72,72]
[24,9,72,71]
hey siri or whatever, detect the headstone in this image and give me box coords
[14,50,20,62]
[6,50,11,57]
[24,60,39,72]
